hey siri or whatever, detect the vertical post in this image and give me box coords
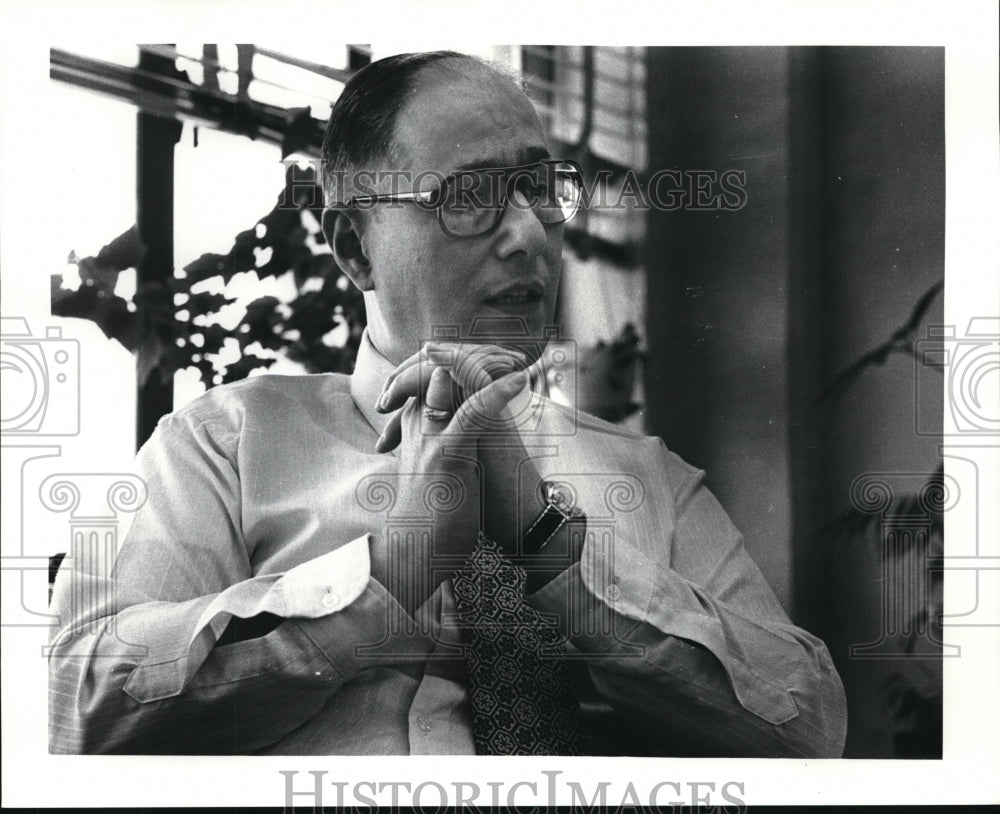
[785,47,833,633]
[135,46,183,449]
[643,47,795,606]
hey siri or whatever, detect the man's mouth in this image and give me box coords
[485,283,544,307]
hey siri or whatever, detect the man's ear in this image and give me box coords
[322,208,374,291]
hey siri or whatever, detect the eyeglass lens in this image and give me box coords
[439,161,582,236]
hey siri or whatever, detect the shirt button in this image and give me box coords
[417,717,432,732]
[321,590,340,609]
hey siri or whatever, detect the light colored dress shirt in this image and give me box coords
[48,334,847,756]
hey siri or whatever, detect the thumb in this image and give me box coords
[497,369,528,397]
[450,370,528,437]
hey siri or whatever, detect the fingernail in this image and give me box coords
[375,374,395,412]
[375,383,395,412]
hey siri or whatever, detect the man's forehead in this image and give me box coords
[450,143,553,174]
[388,62,549,175]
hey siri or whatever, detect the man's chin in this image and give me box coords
[472,303,554,341]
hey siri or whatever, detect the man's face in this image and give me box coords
[359,61,564,365]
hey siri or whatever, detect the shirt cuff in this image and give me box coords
[189,533,372,639]
[530,534,799,726]
[124,535,373,703]
[264,533,372,618]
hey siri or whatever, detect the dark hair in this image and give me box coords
[321,50,473,205]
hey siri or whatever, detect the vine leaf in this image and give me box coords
[184,253,235,285]
[816,279,944,406]
[51,276,140,352]
[187,291,236,318]
[222,353,276,383]
[95,225,143,271]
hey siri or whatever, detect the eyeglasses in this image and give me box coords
[346,159,584,238]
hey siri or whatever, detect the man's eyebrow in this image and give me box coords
[452,146,552,173]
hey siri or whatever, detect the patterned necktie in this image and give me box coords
[452,532,584,755]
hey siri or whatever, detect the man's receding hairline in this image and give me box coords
[322,51,530,205]
[412,52,523,87]
[399,56,529,123]
[375,55,533,178]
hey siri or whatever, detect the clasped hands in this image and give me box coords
[369,342,552,612]
[374,341,537,451]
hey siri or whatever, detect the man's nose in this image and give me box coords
[493,187,549,260]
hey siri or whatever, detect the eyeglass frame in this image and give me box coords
[339,158,585,239]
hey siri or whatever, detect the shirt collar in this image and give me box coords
[349,330,397,438]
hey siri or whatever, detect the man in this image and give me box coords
[49,50,847,756]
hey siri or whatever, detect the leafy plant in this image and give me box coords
[51,164,366,389]
[816,278,944,758]
[575,322,644,422]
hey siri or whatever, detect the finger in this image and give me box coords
[445,370,528,438]
[439,343,530,396]
[525,353,546,392]
[375,347,428,413]
[424,365,457,412]
[376,343,531,415]
[378,357,446,413]
[374,405,405,453]
[427,341,528,372]
[377,343,507,412]
[377,340,467,413]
